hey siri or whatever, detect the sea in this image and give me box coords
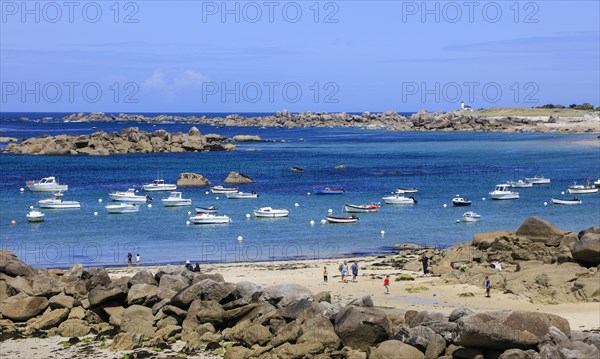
[1,112,599,268]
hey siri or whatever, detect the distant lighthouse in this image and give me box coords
[460,100,473,111]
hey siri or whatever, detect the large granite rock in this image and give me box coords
[369,340,425,359]
[177,172,210,187]
[455,310,571,350]
[569,233,600,267]
[223,171,254,184]
[263,284,313,307]
[2,295,49,321]
[334,306,391,350]
[516,217,563,242]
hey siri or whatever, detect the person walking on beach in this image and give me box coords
[323,266,328,283]
[127,252,132,267]
[485,276,491,298]
[341,261,349,283]
[421,253,429,275]
[136,253,140,266]
[384,275,390,294]
[351,261,359,282]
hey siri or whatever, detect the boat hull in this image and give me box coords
[225,192,258,199]
[525,177,551,184]
[189,215,231,224]
[396,188,418,194]
[382,196,417,205]
[567,188,598,194]
[142,185,177,192]
[27,184,68,192]
[344,204,380,213]
[109,193,148,203]
[509,181,533,188]
[162,199,192,207]
[210,186,238,194]
[27,212,45,222]
[313,188,345,195]
[452,199,471,207]
[490,193,520,200]
[105,204,139,214]
[253,208,289,218]
[551,198,582,205]
[326,215,358,224]
[195,206,218,214]
[38,200,81,209]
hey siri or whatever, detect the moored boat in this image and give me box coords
[38,192,81,209]
[326,215,359,224]
[142,179,177,192]
[189,212,231,224]
[26,177,68,192]
[344,203,380,213]
[313,187,345,195]
[195,206,218,213]
[489,184,519,200]
[225,191,259,199]
[462,211,481,222]
[452,197,472,207]
[567,182,598,194]
[109,188,150,203]
[396,187,418,194]
[594,179,600,188]
[105,203,139,214]
[161,192,192,207]
[210,185,239,194]
[525,175,551,184]
[382,194,417,205]
[508,180,533,188]
[26,209,45,222]
[253,207,289,218]
[551,198,582,205]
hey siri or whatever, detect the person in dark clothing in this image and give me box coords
[193,263,201,272]
[185,260,193,271]
[421,254,429,274]
[127,252,132,267]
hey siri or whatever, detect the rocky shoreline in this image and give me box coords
[1,217,599,358]
[3,127,266,156]
[50,110,600,133]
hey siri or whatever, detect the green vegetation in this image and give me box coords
[474,107,597,118]
[405,286,429,293]
[396,274,415,281]
[213,348,226,355]
[58,341,71,348]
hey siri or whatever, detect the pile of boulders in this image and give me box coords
[3,127,266,156]
[1,246,599,358]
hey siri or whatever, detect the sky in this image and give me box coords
[0,0,599,113]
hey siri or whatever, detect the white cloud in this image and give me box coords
[143,68,208,100]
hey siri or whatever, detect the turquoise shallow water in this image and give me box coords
[1,119,599,268]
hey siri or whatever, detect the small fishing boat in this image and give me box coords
[382,195,417,205]
[326,215,359,224]
[105,203,139,214]
[462,211,481,222]
[253,207,289,218]
[551,198,582,205]
[525,175,551,184]
[313,187,345,195]
[26,177,68,192]
[189,212,231,224]
[567,182,598,194]
[142,179,177,192]
[38,192,81,209]
[109,188,150,203]
[344,203,380,213]
[26,209,45,222]
[594,179,600,188]
[396,187,418,194]
[508,180,533,188]
[161,192,192,207]
[489,184,519,200]
[195,206,218,214]
[225,191,259,199]
[452,197,472,207]
[210,185,239,194]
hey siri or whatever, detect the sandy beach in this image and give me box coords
[108,257,600,331]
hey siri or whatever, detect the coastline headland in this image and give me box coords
[49,108,600,134]
[1,217,598,358]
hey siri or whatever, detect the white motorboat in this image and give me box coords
[142,179,177,192]
[105,203,139,214]
[38,192,81,209]
[225,191,259,199]
[161,192,192,207]
[508,180,533,188]
[26,177,68,192]
[344,203,381,213]
[109,188,150,203]
[26,209,45,222]
[567,183,598,194]
[382,194,417,205]
[489,184,519,200]
[452,197,472,207]
[189,212,231,224]
[462,211,481,222]
[253,207,289,218]
[195,206,218,214]
[551,198,582,205]
[326,215,359,224]
[396,187,418,194]
[594,179,600,188]
[210,185,239,194]
[525,176,551,184]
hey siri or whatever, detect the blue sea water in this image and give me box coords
[1,114,599,268]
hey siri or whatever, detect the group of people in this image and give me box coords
[322,261,360,284]
[127,253,140,266]
[185,260,201,272]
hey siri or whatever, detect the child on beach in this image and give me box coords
[127,252,132,267]
[351,261,359,282]
[341,261,349,283]
[384,275,390,294]
[485,276,491,298]
[323,266,328,283]
[136,253,140,266]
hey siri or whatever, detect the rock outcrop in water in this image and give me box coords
[3,127,266,156]
[176,173,211,187]
[54,110,600,133]
[1,247,599,358]
[223,171,254,184]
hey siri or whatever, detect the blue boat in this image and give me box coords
[313,187,345,195]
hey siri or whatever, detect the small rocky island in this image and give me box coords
[3,127,265,156]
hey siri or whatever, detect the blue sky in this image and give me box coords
[1,1,599,112]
